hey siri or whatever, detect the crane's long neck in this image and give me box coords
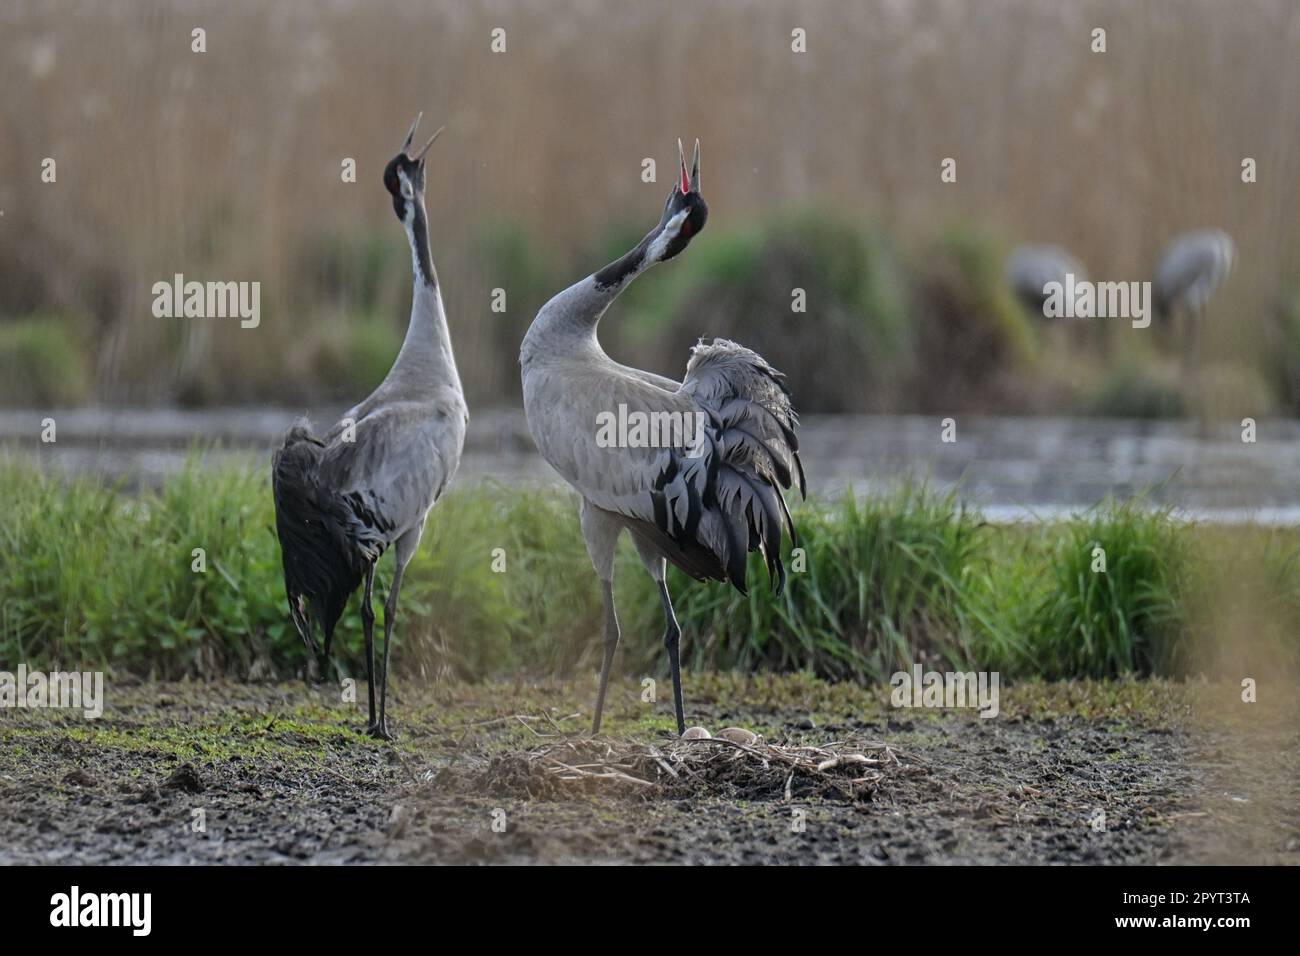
[523,227,663,355]
[386,199,462,396]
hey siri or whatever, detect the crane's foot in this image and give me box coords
[310,657,332,685]
[365,721,396,742]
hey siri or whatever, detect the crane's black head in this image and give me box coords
[382,113,443,222]
[652,139,708,263]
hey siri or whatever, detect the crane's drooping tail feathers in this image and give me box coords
[272,420,370,657]
[641,338,805,596]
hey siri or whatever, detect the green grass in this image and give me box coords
[619,487,997,680]
[1023,501,1190,678]
[2,458,1297,683]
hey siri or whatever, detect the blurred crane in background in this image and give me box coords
[1154,229,1236,429]
[1005,244,1089,319]
[272,116,466,740]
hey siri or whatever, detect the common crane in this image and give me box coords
[520,141,804,735]
[1154,229,1235,362]
[1154,229,1236,321]
[1005,244,1087,318]
[1154,229,1235,430]
[272,115,467,740]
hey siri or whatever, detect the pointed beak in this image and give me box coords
[410,124,444,162]
[401,112,423,154]
[400,112,443,162]
[690,139,701,193]
[677,138,690,195]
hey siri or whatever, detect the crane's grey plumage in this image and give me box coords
[1154,229,1235,320]
[273,115,466,740]
[1005,244,1087,318]
[521,140,804,734]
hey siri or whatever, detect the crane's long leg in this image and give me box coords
[657,580,686,736]
[591,580,621,734]
[632,538,685,735]
[372,531,419,741]
[320,626,334,678]
[373,560,407,741]
[361,565,377,731]
[1181,305,1209,437]
[581,502,622,735]
[1194,305,1210,438]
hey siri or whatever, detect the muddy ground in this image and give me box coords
[0,674,1295,865]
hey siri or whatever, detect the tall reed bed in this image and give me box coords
[2,1,1295,415]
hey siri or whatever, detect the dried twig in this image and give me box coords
[479,734,907,802]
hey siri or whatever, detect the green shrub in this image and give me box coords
[907,226,1039,412]
[307,313,405,400]
[1083,359,1185,418]
[475,222,560,403]
[0,316,92,406]
[1264,289,1300,414]
[599,211,912,412]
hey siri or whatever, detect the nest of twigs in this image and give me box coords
[481,735,904,802]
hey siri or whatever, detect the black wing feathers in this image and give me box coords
[271,420,390,656]
[641,338,804,595]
